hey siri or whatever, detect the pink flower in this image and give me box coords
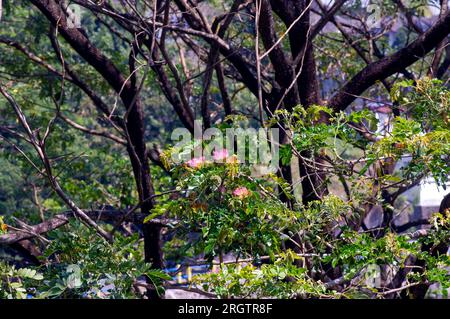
[186,156,205,169]
[232,186,250,199]
[213,149,229,162]
[226,154,238,164]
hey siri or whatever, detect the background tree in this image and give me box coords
[0,0,449,299]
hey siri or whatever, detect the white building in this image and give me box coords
[418,177,450,208]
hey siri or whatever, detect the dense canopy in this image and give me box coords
[0,0,449,299]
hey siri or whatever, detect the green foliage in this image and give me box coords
[270,105,377,167]
[34,223,169,299]
[370,79,450,186]
[0,216,7,235]
[0,262,43,299]
[194,251,331,299]
[151,151,298,260]
[154,78,450,298]
[392,77,449,130]
[325,231,418,277]
[0,0,449,300]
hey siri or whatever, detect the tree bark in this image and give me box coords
[29,0,163,293]
[329,11,450,112]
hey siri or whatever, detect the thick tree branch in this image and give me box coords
[0,209,166,245]
[259,0,300,110]
[309,0,347,40]
[329,11,450,112]
[0,85,112,242]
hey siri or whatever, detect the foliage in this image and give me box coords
[0,216,7,235]
[374,78,450,186]
[0,262,43,299]
[153,79,450,298]
[34,223,170,299]
[194,251,331,299]
[150,147,299,261]
[0,0,449,300]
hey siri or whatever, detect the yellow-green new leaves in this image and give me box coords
[0,216,7,234]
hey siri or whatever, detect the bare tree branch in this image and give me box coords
[329,11,450,112]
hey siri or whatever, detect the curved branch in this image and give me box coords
[329,11,450,112]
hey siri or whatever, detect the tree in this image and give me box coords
[0,0,449,299]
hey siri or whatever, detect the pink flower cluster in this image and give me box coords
[185,149,232,168]
[232,186,250,199]
[186,156,206,168]
[213,149,229,162]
